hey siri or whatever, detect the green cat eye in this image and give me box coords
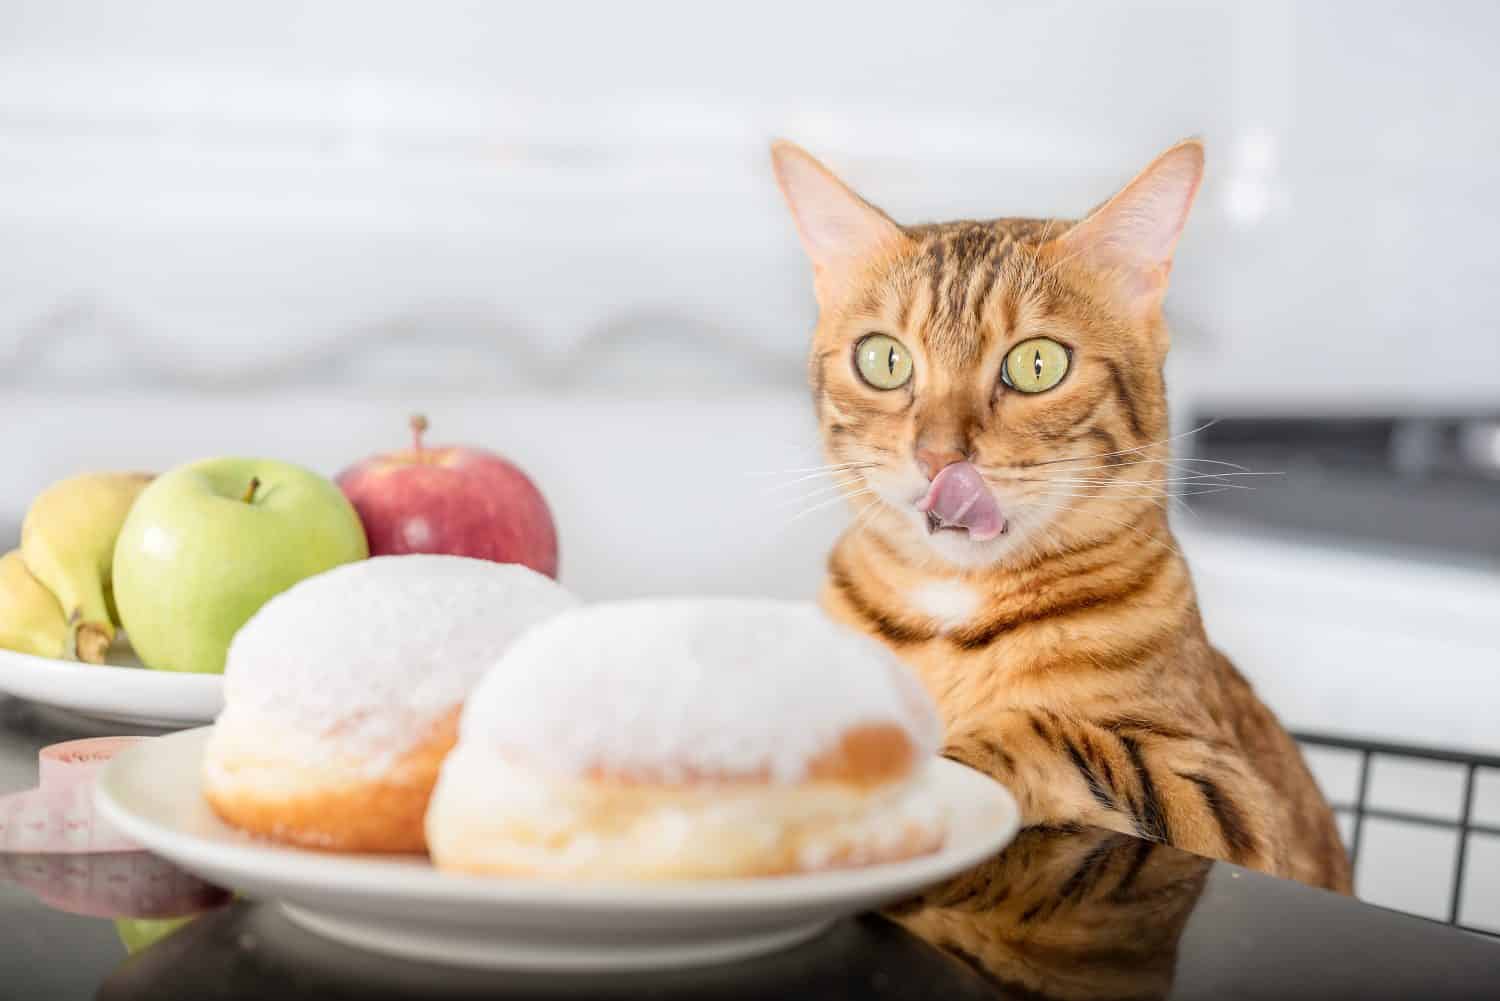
[853,333,914,390]
[1002,337,1071,394]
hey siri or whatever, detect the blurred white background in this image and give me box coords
[3,0,1498,407]
[2,0,1498,923]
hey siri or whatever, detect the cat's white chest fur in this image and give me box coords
[907,580,980,631]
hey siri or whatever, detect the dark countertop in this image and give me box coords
[1,696,1498,1000]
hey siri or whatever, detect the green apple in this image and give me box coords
[115,915,198,955]
[113,458,368,674]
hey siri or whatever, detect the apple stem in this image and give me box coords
[242,477,261,504]
[410,413,429,455]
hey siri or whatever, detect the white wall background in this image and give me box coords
[2,0,1498,411]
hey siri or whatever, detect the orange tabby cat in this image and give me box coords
[770,137,1351,893]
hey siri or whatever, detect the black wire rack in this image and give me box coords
[1293,730,1500,936]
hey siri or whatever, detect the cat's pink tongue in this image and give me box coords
[918,462,1005,542]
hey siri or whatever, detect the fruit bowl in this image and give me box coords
[0,637,221,729]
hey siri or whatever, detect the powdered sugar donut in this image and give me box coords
[425,598,947,879]
[203,555,577,853]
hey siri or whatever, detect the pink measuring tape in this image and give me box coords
[0,737,230,918]
[0,737,143,853]
[0,850,228,918]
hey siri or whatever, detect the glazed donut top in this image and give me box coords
[220,555,578,761]
[458,598,943,785]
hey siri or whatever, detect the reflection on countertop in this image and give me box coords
[96,904,996,1001]
[894,826,1210,1000]
[86,829,1211,1001]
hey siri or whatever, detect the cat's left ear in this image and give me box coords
[770,140,909,306]
[1052,139,1204,316]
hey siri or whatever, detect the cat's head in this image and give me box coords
[772,139,1203,569]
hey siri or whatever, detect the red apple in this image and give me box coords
[336,415,558,578]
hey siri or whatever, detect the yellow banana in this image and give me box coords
[20,472,153,663]
[0,550,68,658]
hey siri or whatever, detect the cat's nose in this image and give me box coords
[915,446,967,481]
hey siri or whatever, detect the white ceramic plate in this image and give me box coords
[0,640,222,728]
[96,728,1020,971]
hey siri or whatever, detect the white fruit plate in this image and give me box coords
[95,728,1021,971]
[0,639,221,729]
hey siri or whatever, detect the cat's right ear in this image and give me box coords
[1050,139,1205,319]
[770,141,908,305]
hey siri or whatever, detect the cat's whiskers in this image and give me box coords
[772,474,868,509]
[751,461,877,491]
[1008,420,1222,470]
[983,461,1264,499]
[1080,455,1250,473]
[749,460,876,476]
[786,487,878,524]
[982,455,1254,477]
[1015,475,1257,489]
[756,478,879,542]
[1023,484,1242,502]
[1009,467,1251,517]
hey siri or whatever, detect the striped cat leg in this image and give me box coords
[944,710,1283,874]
